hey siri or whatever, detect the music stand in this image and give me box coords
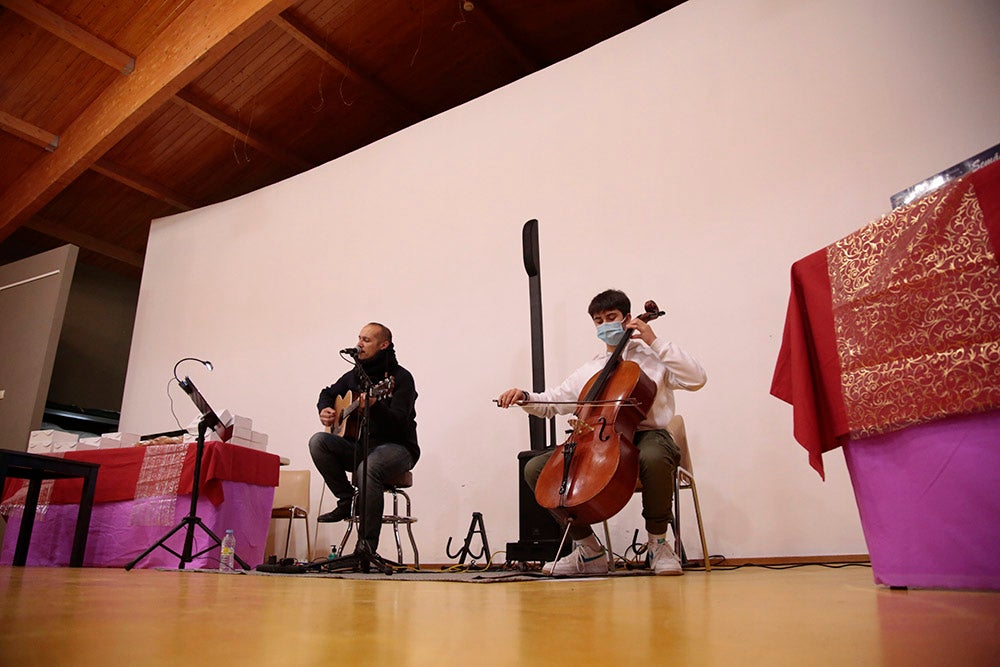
[124,377,248,571]
[319,363,397,575]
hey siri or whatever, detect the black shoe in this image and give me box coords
[317,503,352,523]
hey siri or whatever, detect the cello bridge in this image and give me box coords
[567,418,594,436]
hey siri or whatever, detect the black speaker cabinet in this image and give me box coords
[506,449,569,563]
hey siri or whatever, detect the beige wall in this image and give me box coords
[122,0,1000,562]
[0,245,78,451]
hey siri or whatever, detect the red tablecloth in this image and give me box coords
[1,441,279,508]
[771,160,1000,477]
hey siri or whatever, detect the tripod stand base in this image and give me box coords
[318,542,399,575]
[124,515,250,571]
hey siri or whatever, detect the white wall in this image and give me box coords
[122,0,1000,564]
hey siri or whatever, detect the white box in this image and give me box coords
[27,440,53,454]
[30,429,79,444]
[72,441,100,452]
[219,410,252,431]
[100,432,140,449]
[232,425,253,442]
[103,432,140,445]
[229,436,255,449]
[230,433,267,452]
[28,429,78,453]
[234,432,268,452]
[28,430,50,445]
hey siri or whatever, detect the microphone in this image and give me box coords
[340,347,360,356]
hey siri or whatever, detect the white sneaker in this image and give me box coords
[542,545,609,576]
[649,538,683,576]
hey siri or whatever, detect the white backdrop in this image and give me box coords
[121,0,1000,564]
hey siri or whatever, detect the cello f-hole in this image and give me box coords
[596,417,611,442]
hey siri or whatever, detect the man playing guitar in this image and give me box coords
[309,322,419,556]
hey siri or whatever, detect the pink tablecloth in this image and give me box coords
[1,480,274,568]
[844,410,1000,590]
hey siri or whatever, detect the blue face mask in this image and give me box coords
[596,321,626,346]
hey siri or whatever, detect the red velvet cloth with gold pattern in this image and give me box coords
[772,160,1000,477]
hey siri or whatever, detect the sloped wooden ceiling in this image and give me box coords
[0,0,686,278]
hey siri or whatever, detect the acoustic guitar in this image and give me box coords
[323,377,395,440]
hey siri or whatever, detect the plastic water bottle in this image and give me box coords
[219,529,236,571]
[328,544,339,560]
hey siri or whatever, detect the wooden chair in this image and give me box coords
[602,414,710,571]
[313,471,420,567]
[270,470,311,560]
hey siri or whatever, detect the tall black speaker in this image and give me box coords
[522,219,549,451]
[505,220,567,564]
[506,450,569,562]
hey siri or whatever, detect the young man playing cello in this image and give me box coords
[496,289,706,576]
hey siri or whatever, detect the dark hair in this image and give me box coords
[588,289,630,317]
[367,322,392,343]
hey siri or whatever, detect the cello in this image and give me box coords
[533,300,665,528]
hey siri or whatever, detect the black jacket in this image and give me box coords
[317,347,419,463]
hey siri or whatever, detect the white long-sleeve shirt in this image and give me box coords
[521,338,707,430]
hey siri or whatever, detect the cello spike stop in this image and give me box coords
[553,520,574,565]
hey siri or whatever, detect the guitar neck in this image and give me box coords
[340,399,361,421]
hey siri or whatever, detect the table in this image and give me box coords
[1,442,279,568]
[0,450,100,566]
[770,160,1000,589]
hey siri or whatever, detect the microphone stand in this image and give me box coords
[322,360,396,575]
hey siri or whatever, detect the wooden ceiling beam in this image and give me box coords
[272,12,424,121]
[0,0,298,243]
[91,159,199,211]
[467,3,541,74]
[0,110,59,151]
[25,218,144,268]
[172,91,312,171]
[0,0,136,74]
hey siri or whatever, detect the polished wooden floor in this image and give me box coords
[1,564,998,666]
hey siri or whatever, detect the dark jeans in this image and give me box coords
[308,431,414,551]
[523,428,680,540]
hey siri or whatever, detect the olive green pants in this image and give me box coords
[523,428,680,540]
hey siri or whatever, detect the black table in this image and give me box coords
[0,450,100,566]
